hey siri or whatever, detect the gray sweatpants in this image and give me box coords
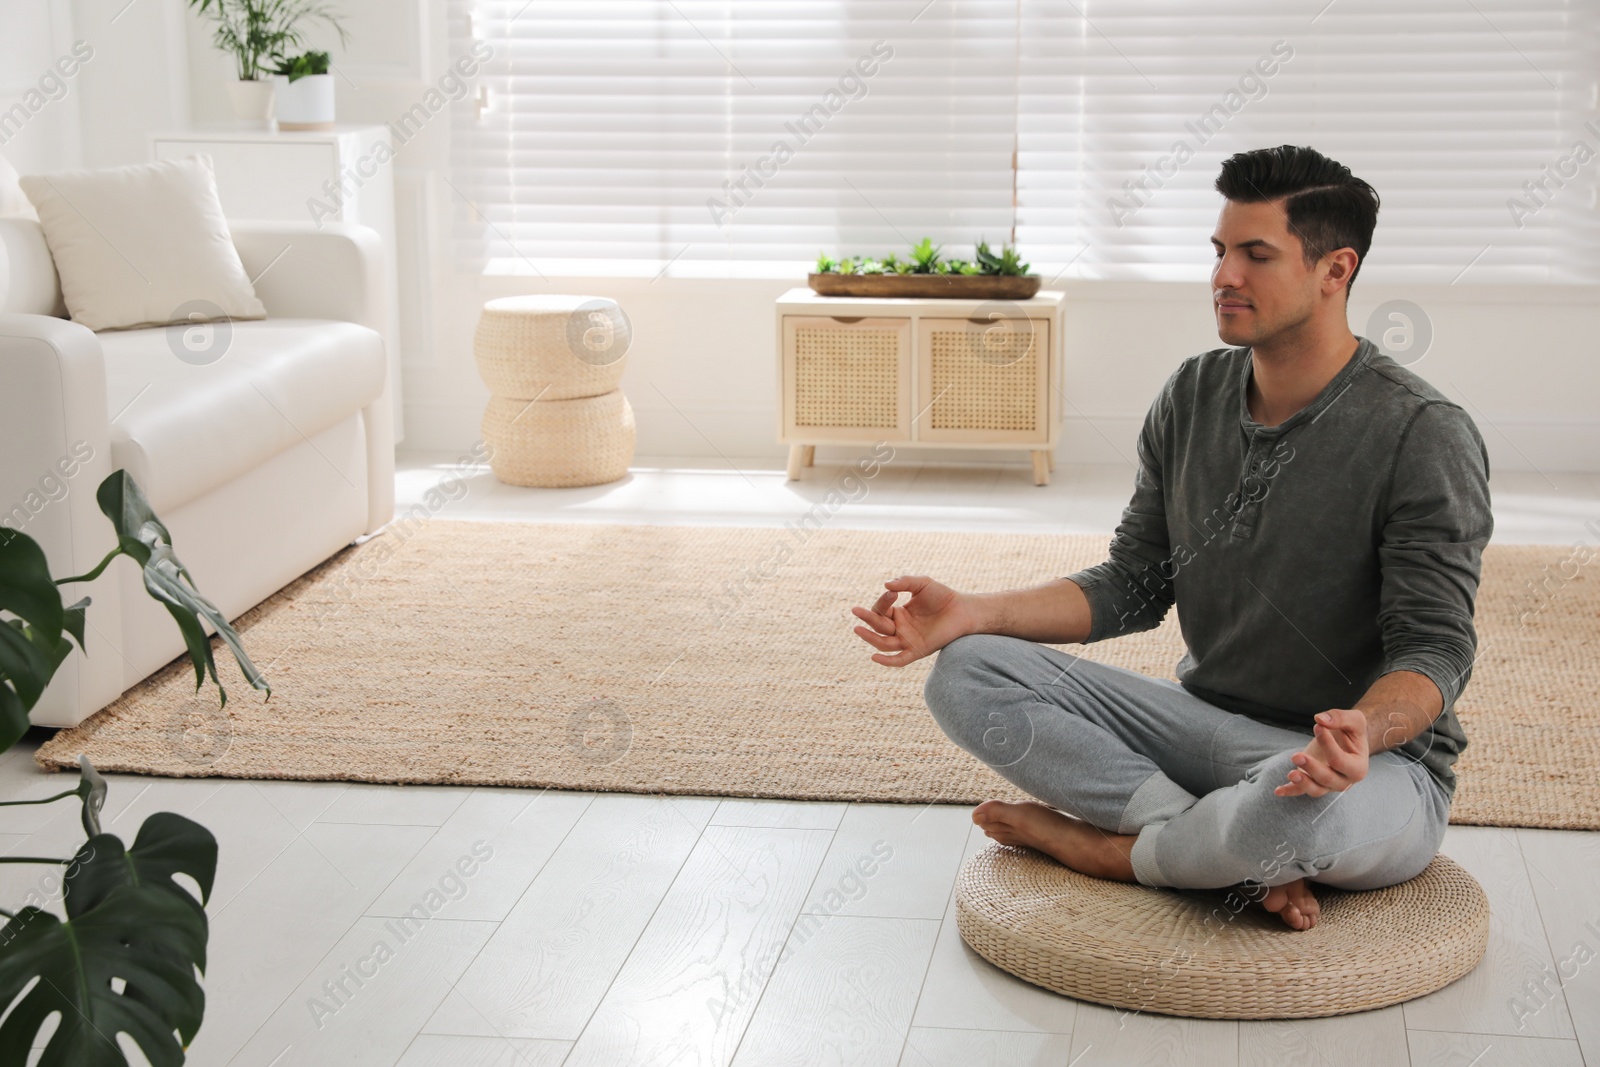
[925,634,1451,891]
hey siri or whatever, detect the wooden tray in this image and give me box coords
[807,273,1043,299]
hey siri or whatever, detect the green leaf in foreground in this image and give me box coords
[0,528,64,648]
[76,756,107,838]
[0,686,27,757]
[0,531,79,751]
[0,884,207,1066]
[0,812,216,1065]
[94,471,269,707]
[66,812,217,922]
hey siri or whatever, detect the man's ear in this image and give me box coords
[1322,248,1359,297]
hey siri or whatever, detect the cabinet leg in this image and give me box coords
[802,444,816,468]
[787,445,806,481]
[1046,450,1055,472]
[1030,450,1050,486]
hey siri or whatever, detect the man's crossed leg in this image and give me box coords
[924,633,1451,930]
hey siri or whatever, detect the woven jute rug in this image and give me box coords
[35,520,1600,829]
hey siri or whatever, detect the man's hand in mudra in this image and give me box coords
[1274,706,1370,797]
[851,575,974,667]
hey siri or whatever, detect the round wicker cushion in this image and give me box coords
[955,843,1489,1019]
[475,295,632,400]
[481,390,635,488]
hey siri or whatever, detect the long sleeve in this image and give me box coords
[1374,400,1494,712]
[1064,379,1177,643]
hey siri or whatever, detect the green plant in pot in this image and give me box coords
[274,49,330,82]
[272,49,337,131]
[814,237,1032,277]
[810,237,1039,297]
[975,239,1030,276]
[188,0,348,129]
[907,237,943,274]
[0,470,267,1064]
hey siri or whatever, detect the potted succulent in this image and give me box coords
[810,238,1040,298]
[272,50,336,130]
[187,0,348,130]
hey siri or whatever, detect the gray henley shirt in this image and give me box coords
[1064,336,1493,801]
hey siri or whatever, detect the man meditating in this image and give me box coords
[851,145,1492,931]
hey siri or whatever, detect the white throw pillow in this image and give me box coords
[18,155,266,331]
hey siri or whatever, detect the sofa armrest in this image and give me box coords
[0,218,66,317]
[0,313,113,546]
[230,222,386,332]
[0,313,125,725]
[229,222,395,533]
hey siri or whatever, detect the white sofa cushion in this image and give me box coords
[18,155,267,332]
[99,319,385,514]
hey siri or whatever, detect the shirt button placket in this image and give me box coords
[1233,432,1271,539]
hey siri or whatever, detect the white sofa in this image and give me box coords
[0,218,394,728]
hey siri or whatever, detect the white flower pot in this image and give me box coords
[226,79,276,130]
[273,73,335,131]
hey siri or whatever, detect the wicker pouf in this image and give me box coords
[955,844,1489,1019]
[473,294,635,488]
[474,295,632,401]
[481,391,635,488]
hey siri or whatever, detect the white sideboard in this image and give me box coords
[152,125,405,441]
[775,288,1065,484]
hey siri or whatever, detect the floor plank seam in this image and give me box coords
[557,794,720,1063]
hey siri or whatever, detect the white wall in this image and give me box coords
[19,0,1600,474]
[0,0,82,173]
[70,0,188,167]
[2,0,189,171]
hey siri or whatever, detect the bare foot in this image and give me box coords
[1250,877,1321,931]
[971,799,1136,882]
[975,801,1322,931]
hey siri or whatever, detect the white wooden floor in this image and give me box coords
[7,451,1598,1067]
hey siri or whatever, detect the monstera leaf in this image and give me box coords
[0,527,63,646]
[92,471,269,708]
[65,812,217,922]
[0,470,252,1065]
[1,471,266,749]
[0,811,216,1065]
[77,756,107,837]
[0,532,85,751]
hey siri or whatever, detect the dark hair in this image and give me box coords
[1215,145,1380,294]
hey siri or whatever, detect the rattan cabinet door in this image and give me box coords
[914,317,1050,444]
[781,316,913,442]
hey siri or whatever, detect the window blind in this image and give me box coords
[449,0,1599,283]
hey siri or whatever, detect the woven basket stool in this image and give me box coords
[481,391,635,488]
[474,295,632,400]
[955,844,1489,1019]
[474,294,635,487]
